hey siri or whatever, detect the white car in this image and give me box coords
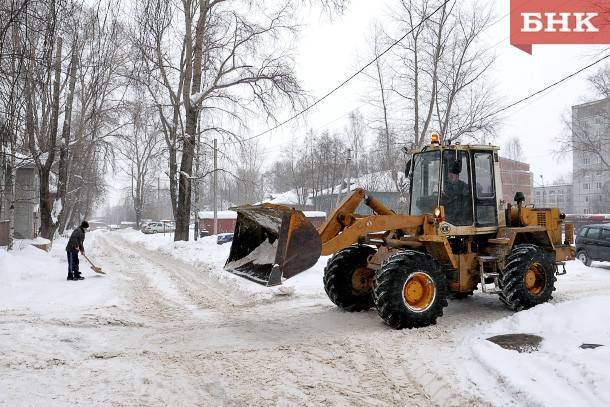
[143,222,175,234]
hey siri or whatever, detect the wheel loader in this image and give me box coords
[224,135,576,329]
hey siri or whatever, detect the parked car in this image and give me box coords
[199,229,210,238]
[143,222,176,234]
[575,224,610,266]
[216,233,234,245]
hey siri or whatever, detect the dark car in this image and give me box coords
[575,224,610,266]
[216,233,234,245]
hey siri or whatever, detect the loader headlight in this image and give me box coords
[433,206,442,218]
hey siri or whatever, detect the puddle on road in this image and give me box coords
[486,333,543,353]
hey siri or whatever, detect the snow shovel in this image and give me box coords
[224,203,321,286]
[82,253,105,274]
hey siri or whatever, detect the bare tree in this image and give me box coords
[558,67,610,174]
[589,64,610,98]
[382,0,498,146]
[133,0,350,240]
[116,97,163,229]
[503,136,524,161]
[364,23,396,166]
[346,110,366,178]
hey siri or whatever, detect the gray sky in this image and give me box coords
[252,0,608,187]
[106,0,609,208]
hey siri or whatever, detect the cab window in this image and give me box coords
[441,150,472,226]
[410,151,440,216]
[473,152,497,227]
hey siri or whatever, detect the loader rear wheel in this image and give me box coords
[373,251,448,329]
[323,245,377,312]
[499,244,557,311]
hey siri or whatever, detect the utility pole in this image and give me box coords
[335,148,352,207]
[194,122,201,241]
[539,174,544,207]
[346,148,352,194]
[213,138,218,235]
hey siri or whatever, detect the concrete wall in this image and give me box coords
[14,166,38,238]
[1,164,39,240]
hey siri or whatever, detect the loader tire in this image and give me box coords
[373,251,448,329]
[323,245,377,312]
[499,244,557,311]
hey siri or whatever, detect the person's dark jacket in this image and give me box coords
[66,227,86,253]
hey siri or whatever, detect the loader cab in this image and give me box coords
[407,143,502,234]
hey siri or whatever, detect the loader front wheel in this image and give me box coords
[499,244,557,311]
[323,245,377,312]
[373,251,448,329]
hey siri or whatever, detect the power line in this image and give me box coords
[480,52,610,123]
[232,0,453,145]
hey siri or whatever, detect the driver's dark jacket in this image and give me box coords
[442,179,472,225]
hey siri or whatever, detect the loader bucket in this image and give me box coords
[224,204,322,286]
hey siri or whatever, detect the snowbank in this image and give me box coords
[0,234,121,316]
[117,229,329,299]
[460,293,610,406]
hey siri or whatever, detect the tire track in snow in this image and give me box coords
[96,234,202,322]
[111,233,255,310]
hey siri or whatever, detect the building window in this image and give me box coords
[584,208,589,214]
[584,183,590,190]
[585,196,589,202]
[597,182,602,189]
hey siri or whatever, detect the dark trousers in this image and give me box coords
[67,250,80,277]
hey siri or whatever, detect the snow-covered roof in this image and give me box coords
[303,211,326,218]
[317,170,407,196]
[260,189,304,206]
[198,211,238,220]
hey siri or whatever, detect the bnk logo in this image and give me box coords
[510,0,610,54]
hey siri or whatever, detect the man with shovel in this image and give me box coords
[66,221,89,281]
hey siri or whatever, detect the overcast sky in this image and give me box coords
[251,0,609,187]
[107,0,609,208]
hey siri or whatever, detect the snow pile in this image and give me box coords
[117,229,329,299]
[264,189,303,205]
[0,235,121,316]
[224,239,278,269]
[461,295,610,406]
[51,198,62,225]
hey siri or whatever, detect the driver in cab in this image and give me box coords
[442,161,472,226]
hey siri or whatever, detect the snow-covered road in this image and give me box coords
[2,230,610,406]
